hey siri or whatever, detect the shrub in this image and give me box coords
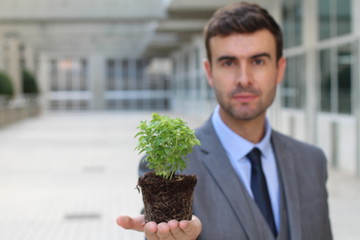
[0,71,14,98]
[22,69,39,94]
[135,113,200,180]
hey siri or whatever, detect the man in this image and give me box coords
[117,2,332,239]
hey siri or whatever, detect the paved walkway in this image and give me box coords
[0,112,359,240]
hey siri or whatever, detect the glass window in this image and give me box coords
[318,0,331,40]
[336,0,351,36]
[50,59,58,91]
[195,48,201,99]
[318,0,351,40]
[136,60,144,90]
[106,59,115,90]
[319,44,353,114]
[319,49,332,112]
[172,60,177,93]
[122,60,129,90]
[206,72,214,100]
[281,54,305,109]
[184,54,190,96]
[282,0,303,48]
[80,59,87,91]
[337,44,352,114]
[282,64,291,107]
[65,67,72,91]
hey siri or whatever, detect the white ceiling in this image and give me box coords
[0,0,271,58]
[0,0,167,19]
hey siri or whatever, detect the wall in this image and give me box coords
[169,0,360,177]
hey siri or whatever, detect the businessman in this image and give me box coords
[117,2,332,239]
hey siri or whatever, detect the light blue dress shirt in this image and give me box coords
[211,105,280,231]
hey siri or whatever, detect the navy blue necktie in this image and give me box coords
[247,148,277,237]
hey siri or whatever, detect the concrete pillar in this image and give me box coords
[24,45,35,73]
[6,37,22,98]
[196,36,207,102]
[38,55,50,112]
[303,0,318,145]
[351,0,360,177]
[268,0,282,24]
[355,41,360,177]
[0,39,5,71]
[189,44,196,101]
[171,53,178,111]
[267,0,283,131]
[89,55,106,110]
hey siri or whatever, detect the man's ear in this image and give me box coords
[276,57,287,85]
[204,59,214,87]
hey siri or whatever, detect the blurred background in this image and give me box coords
[0,0,359,239]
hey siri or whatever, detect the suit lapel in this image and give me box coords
[197,119,261,239]
[271,131,302,240]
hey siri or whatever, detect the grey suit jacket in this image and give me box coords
[139,118,333,240]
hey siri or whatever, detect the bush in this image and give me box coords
[0,72,14,98]
[22,69,39,94]
[135,113,200,180]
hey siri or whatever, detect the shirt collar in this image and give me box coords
[211,105,272,161]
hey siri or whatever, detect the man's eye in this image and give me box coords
[222,60,234,67]
[253,59,265,65]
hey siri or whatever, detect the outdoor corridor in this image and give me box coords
[0,112,359,240]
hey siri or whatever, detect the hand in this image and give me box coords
[117,215,202,240]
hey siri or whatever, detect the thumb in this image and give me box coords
[116,215,146,232]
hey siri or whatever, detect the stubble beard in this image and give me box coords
[215,86,277,121]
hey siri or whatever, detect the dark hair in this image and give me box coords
[204,2,283,62]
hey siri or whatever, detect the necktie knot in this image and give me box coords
[246,147,262,167]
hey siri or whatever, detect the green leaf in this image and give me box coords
[134,113,201,179]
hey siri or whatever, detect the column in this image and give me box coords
[196,36,206,101]
[89,55,106,110]
[355,41,360,177]
[129,58,136,109]
[24,45,35,73]
[0,39,4,71]
[6,36,22,99]
[38,55,50,112]
[72,60,81,110]
[353,0,360,177]
[303,0,318,145]
[189,45,196,101]
[267,0,283,131]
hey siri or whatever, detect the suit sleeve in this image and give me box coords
[138,155,149,177]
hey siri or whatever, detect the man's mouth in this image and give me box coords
[232,93,258,103]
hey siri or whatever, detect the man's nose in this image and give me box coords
[235,63,253,86]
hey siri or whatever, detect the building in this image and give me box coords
[171,0,360,177]
[0,0,358,176]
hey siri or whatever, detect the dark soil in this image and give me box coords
[138,172,197,223]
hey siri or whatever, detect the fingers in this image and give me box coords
[157,222,176,240]
[169,220,187,239]
[144,221,158,240]
[168,220,179,231]
[178,216,202,238]
[145,221,177,240]
[118,215,202,240]
[155,216,202,240]
[116,215,145,232]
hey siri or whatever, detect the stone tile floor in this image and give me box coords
[0,111,359,240]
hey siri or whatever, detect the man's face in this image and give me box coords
[204,29,286,123]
